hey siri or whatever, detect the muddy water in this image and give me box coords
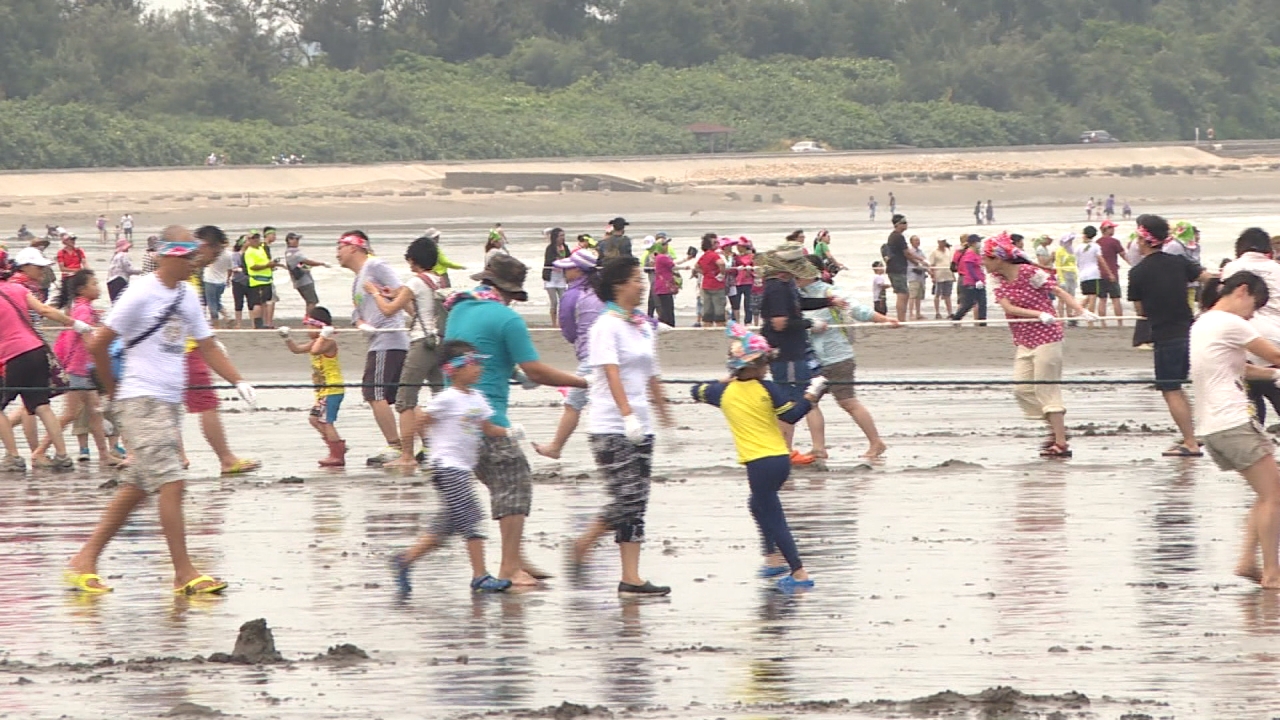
[3,371,1280,719]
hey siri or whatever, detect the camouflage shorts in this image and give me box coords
[117,397,184,493]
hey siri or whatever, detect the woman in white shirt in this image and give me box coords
[569,256,673,597]
[1074,226,1103,325]
[1191,270,1280,589]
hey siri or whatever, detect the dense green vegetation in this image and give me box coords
[0,0,1277,168]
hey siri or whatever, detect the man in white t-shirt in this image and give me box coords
[1191,270,1280,589]
[1221,228,1280,424]
[1074,226,1104,325]
[65,226,258,596]
[339,230,411,465]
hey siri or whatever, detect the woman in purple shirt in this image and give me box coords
[536,248,602,459]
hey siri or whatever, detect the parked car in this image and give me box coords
[1080,130,1119,144]
[790,141,826,153]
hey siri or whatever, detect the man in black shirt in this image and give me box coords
[884,215,910,322]
[756,244,843,465]
[598,217,633,260]
[1127,213,1211,457]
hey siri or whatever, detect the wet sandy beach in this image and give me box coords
[7,155,1280,718]
[4,360,1280,719]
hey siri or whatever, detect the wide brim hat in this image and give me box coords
[471,253,530,301]
[756,243,819,279]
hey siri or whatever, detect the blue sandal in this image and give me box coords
[471,574,512,593]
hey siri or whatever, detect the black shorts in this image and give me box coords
[1080,279,1100,296]
[246,284,273,309]
[1153,337,1189,391]
[296,283,319,306]
[362,349,407,403]
[0,348,52,414]
[1097,279,1121,299]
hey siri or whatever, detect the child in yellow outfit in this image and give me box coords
[281,306,346,466]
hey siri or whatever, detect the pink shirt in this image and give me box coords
[994,264,1064,349]
[0,282,42,364]
[53,298,97,376]
[653,253,677,295]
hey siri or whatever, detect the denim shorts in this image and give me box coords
[564,360,591,412]
[1153,337,1189,391]
[310,394,344,425]
[770,359,812,387]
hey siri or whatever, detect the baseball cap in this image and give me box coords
[13,247,53,267]
[471,254,529,301]
[1100,219,1117,229]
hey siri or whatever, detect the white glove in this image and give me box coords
[622,414,646,444]
[277,327,290,338]
[974,281,985,290]
[805,376,828,399]
[235,382,258,410]
[357,322,376,336]
[1038,312,1056,325]
[319,326,335,339]
[1079,311,1100,323]
[514,369,538,390]
[73,320,93,334]
[1271,370,1280,389]
[506,423,526,443]
[810,318,829,333]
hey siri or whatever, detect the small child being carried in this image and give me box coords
[280,307,346,467]
[691,323,828,592]
[390,340,526,595]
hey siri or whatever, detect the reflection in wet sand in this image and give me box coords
[3,374,1280,717]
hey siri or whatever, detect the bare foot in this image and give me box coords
[533,443,561,460]
[811,449,828,460]
[1263,572,1280,590]
[1237,564,1262,583]
[382,457,418,469]
[510,569,540,587]
[862,442,888,459]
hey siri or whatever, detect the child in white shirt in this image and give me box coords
[391,340,525,595]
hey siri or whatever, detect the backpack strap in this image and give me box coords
[124,285,185,351]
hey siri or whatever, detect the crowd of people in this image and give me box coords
[5,210,1280,598]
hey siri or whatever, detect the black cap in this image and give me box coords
[609,217,629,229]
[892,214,907,225]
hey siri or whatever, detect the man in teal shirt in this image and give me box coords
[444,254,587,586]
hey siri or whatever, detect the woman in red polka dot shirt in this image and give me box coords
[983,233,1097,458]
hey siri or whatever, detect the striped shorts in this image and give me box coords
[428,463,485,540]
[588,434,654,544]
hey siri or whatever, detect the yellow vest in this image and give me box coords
[244,246,273,287]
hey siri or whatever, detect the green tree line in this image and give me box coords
[0,0,1276,169]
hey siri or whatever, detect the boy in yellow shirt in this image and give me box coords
[691,323,827,593]
[281,306,346,466]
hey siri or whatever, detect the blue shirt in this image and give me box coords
[443,298,538,428]
[800,280,874,366]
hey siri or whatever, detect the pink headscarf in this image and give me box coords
[981,232,1017,261]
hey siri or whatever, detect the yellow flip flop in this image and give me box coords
[64,570,113,594]
[220,459,262,476]
[175,575,228,596]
